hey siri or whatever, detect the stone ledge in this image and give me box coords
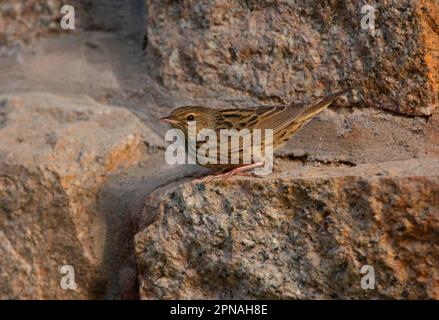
[135,157,439,299]
[0,92,160,299]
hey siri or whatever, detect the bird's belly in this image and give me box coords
[187,132,286,169]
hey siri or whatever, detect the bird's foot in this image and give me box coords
[201,162,265,182]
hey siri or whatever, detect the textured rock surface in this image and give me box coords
[0,92,160,299]
[276,107,439,164]
[135,157,439,299]
[0,0,143,46]
[145,0,438,116]
[0,0,67,45]
[0,0,438,300]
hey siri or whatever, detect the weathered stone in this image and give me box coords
[0,92,160,299]
[0,0,438,301]
[276,107,439,164]
[135,157,439,299]
[144,0,438,116]
[0,0,66,45]
[0,0,124,46]
[98,152,206,299]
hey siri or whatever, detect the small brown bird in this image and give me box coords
[161,88,352,179]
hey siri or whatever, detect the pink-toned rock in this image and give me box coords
[0,0,438,301]
[0,0,64,45]
[144,0,438,116]
[0,92,160,299]
[0,0,102,46]
[135,157,439,299]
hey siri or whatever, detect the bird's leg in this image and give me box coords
[202,162,265,182]
[193,168,226,182]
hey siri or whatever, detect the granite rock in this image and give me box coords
[135,157,439,299]
[144,0,438,116]
[0,92,160,299]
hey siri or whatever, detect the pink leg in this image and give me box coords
[202,162,264,182]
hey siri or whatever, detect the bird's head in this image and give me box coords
[160,106,219,135]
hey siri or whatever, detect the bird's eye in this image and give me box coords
[187,114,195,121]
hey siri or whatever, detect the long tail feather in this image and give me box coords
[296,87,353,122]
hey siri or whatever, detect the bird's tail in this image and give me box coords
[296,87,353,123]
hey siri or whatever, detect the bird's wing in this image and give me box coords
[255,88,353,134]
[218,88,352,134]
[253,104,304,134]
[216,88,352,158]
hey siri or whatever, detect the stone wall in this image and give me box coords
[0,0,103,46]
[0,0,438,300]
[136,0,439,300]
[136,158,439,299]
[144,0,438,116]
[0,93,160,299]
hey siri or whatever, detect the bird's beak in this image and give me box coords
[160,116,176,124]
